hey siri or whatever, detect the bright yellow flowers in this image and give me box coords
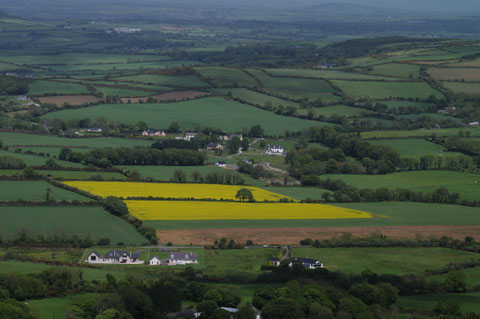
[125,200,373,220]
[64,181,293,201]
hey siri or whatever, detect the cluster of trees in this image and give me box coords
[444,136,480,156]
[0,155,25,169]
[0,76,28,95]
[172,170,245,185]
[0,228,102,248]
[60,147,206,167]
[102,196,156,244]
[237,161,273,180]
[252,278,398,319]
[151,139,198,150]
[302,177,464,205]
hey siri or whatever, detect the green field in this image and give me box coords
[380,100,430,111]
[292,247,479,275]
[0,53,167,65]
[396,292,480,314]
[116,165,264,186]
[265,68,399,80]
[0,132,153,148]
[248,69,336,100]
[369,63,422,78]
[28,80,89,96]
[327,170,480,201]
[428,67,480,82]
[145,202,480,230]
[0,180,88,201]
[369,138,454,158]
[0,149,84,167]
[297,104,375,117]
[94,85,152,97]
[0,206,145,244]
[332,80,443,99]
[195,66,258,87]
[115,73,210,88]
[361,127,480,139]
[42,97,325,134]
[29,293,103,319]
[212,88,299,108]
[39,170,127,180]
[262,186,332,200]
[442,81,480,95]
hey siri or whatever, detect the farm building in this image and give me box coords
[207,142,224,151]
[84,127,103,133]
[215,161,227,167]
[184,132,197,141]
[142,129,166,137]
[219,134,243,141]
[288,257,324,269]
[85,250,144,265]
[149,251,199,266]
[265,145,285,155]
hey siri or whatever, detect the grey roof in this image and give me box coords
[169,252,198,261]
[90,250,100,257]
[290,257,321,265]
[104,250,142,259]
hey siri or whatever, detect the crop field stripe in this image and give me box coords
[125,200,373,220]
[63,181,295,201]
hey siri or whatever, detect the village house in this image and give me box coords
[269,257,281,266]
[219,134,243,141]
[142,129,166,137]
[265,144,285,155]
[288,257,324,269]
[85,127,103,133]
[17,95,28,101]
[184,132,197,141]
[114,27,142,34]
[149,251,199,266]
[468,121,479,127]
[215,161,227,168]
[242,158,253,165]
[85,250,144,265]
[207,142,224,151]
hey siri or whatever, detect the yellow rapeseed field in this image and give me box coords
[64,181,294,201]
[125,200,373,220]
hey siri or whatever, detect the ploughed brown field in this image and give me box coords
[157,225,480,245]
[121,90,206,103]
[38,95,101,106]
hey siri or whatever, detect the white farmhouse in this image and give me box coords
[85,250,144,265]
[265,145,284,155]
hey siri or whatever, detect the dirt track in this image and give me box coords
[157,225,480,245]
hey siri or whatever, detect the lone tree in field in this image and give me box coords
[235,188,254,202]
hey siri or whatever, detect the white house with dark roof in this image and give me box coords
[149,251,199,266]
[184,132,197,141]
[142,129,166,137]
[288,257,324,269]
[265,145,284,155]
[85,250,144,264]
[215,161,227,167]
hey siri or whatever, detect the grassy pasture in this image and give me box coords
[396,292,480,314]
[41,97,325,134]
[380,100,430,111]
[146,202,480,230]
[369,138,452,158]
[0,132,153,148]
[0,53,167,65]
[0,149,84,167]
[361,127,480,139]
[447,57,480,67]
[49,60,200,73]
[38,170,127,180]
[114,73,210,88]
[0,180,88,201]
[94,85,152,97]
[265,68,397,80]
[38,95,101,106]
[247,69,336,100]
[442,81,480,95]
[194,66,258,87]
[428,67,480,81]
[211,88,299,108]
[368,63,422,78]
[115,165,263,186]
[18,146,94,157]
[327,170,480,201]
[263,186,332,200]
[292,247,479,275]
[298,104,375,117]
[28,80,89,96]
[29,293,103,319]
[0,206,145,244]
[332,80,443,99]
